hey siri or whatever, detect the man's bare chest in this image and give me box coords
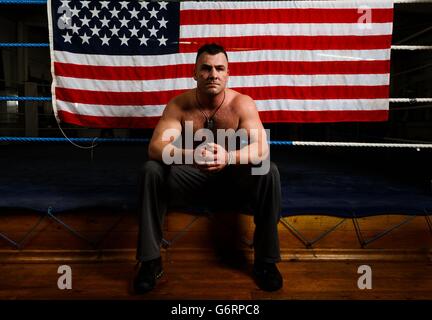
[181,107,239,131]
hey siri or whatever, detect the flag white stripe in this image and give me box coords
[56,76,195,92]
[53,49,390,67]
[57,74,390,93]
[56,98,389,118]
[181,23,393,38]
[56,100,165,117]
[181,0,394,10]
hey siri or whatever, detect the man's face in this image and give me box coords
[194,52,229,96]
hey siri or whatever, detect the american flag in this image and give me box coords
[48,0,394,128]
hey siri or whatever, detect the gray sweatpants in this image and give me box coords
[136,160,282,263]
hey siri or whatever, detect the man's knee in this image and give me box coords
[265,162,280,181]
[250,158,281,177]
[140,160,165,180]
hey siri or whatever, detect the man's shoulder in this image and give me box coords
[168,89,195,110]
[228,89,256,113]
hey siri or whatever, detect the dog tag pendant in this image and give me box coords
[207,119,214,131]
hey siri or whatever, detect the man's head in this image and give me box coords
[194,43,229,96]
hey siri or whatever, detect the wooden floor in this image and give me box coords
[0,210,431,300]
[1,255,432,300]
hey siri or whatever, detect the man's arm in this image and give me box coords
[232,94,269,165]
[201,94,268,172]
[148,99,184,161]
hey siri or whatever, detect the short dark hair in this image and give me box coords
[195,43,228,63]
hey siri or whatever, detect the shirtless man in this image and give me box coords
[134,43,282,293]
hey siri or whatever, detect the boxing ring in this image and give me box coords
[0,0,432,251]
[0,138,431,250]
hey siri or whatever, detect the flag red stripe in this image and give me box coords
[54,60,390,80]
[54,62,193,81]
[259,110,389,122]
[57,109,389,129]
[236,85,390,100]
[180,8,393,25]
[230,61,391,76]
[58,110,160,128]
[179,35,393,52]
[56,85,388,106]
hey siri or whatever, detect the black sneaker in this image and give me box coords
[133,257,164,294]
[253,261,283,292]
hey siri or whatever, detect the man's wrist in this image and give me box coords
[226,151,235,166]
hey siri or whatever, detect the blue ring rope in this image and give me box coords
[0,0,46,4]
[0,137,151,143]
[270,141,294,146]
[0,43,49,47]
[0,96,51,101]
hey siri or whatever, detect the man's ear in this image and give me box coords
[193,67,198,81]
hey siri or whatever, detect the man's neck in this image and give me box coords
[196,89,225,110]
